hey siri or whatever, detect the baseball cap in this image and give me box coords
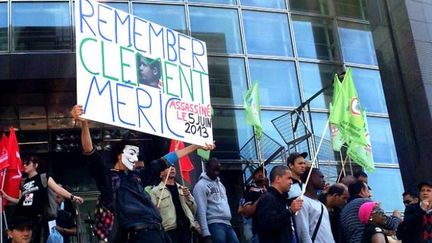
[8,216,32,230]
[418,180,432,190]
[286,152,308,165]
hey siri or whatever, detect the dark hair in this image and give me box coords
[402,190,419,198]
[22,155,46,172]
[328,184,346,196]
[348,181,367,196]
[206,157,220,167]
[354,171,368,179]
[270,165,289,183]
[300,167,320,182]
[252,166,266,176]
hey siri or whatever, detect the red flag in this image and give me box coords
[2,127,23,207]
[0,134,9,171]
[7,127,23,172]
[169,140,194,184]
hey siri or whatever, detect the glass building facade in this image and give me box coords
[1,0,416,238]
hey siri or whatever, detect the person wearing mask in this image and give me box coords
[193,158,239,243]
[254,165,303,243]
[402,190,419,207]
[295,168,335,243]
[150,166,199,243]
[71,105,214,242]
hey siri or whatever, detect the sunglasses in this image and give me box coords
[23,161,33,166]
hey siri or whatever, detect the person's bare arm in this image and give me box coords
[0,190,20,204]
[48,177,83,204]
[371,233,387,243]
[71,105,93,153]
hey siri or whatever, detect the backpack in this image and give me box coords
[93,198,114,242]
[40,173,59,219]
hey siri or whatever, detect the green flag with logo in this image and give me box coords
[347,110,374,172]
[244,81,263,140]
[329,76,345,152]
[329,68,374,171]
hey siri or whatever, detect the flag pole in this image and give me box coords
[339,150,346,177]
[337,155,349,183]
[299,118,330,198]
[174,141,185,186]
[1,169,7,243]
[157,166,172,208]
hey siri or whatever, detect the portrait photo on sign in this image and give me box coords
[136,53,162,89]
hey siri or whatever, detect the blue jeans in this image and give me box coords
[208,223,239,243]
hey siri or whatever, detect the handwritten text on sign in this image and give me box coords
[75,0,213,145]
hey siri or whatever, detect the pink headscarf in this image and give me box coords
[358,201,378,224]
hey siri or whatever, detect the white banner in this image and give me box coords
[75,0,213,146]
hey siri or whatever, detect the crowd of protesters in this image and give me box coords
[1,105,431,243]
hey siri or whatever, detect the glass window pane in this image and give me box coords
[311,112,339,161]
[105,2,129,13]
[240,0,285,9]
[190,7,242,54]
[351,68,387,113]
[208,57,247,106]
[300,63,342,109]
[0,3,7,51]
[262,110,285,146]
[243,11,292,56]
[289,0,330,15]
[368,168,404,212]
[212,109,253,159]
[368,117,398,164]
[292,16,339,61]
[133,4,186,34]
[189,0,235,4]
[338,22,377,65]
[12,2,71,51]
[249,59,299,107]
[334,0,368,20]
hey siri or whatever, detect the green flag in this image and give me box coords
[329,68,368,146]
[244,82,263,140]
[329,76,345,152]
[329,68,374,171]
[347,110,374,172]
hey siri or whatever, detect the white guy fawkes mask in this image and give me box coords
[121,145,139,171]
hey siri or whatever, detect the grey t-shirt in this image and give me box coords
[294,195,335,243]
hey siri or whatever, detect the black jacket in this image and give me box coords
[85,149,169,229]
[254,186,294,243]
[397,203,425,243]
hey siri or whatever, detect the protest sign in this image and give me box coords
[75,0,212,145]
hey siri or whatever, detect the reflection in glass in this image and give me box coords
[289,0,330,15]
[190,7,242,54]
[339,22,377,65]
[243,11,292,56]
[0,3,6,51]
[334,0,368,20]
[240,0,285,9]
[292,16,338,61]
[311,112,338,161]
[189,0,235,4]
[368,168,404,211]
[105,2,129,13]
[261,111,285,146]
[368,117,398,164]
[208,57,247,105]
[12,2,71,50]
[133,4,186,34]
[300,63,341,109]
[212,109,253,159]
[351,68,387,113]
[249,59,299,107]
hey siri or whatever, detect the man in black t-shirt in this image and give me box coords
[238,166,267,242]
